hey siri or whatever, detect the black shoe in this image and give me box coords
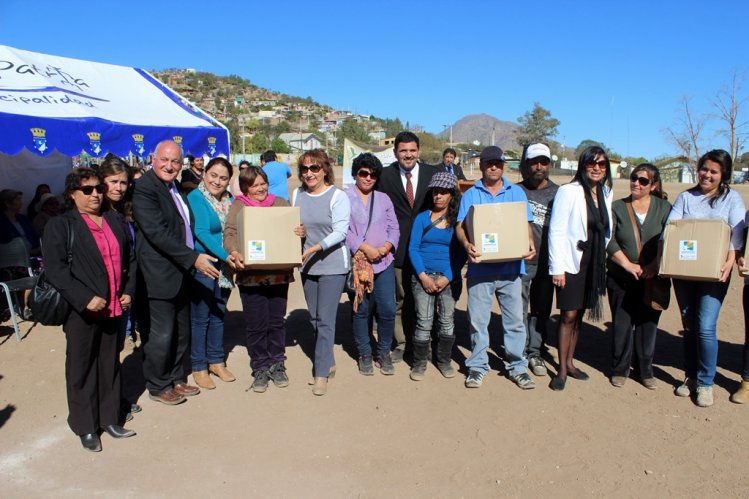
[377,353,395,376]
[358,354,374,375]
[130,403,142,414]
[550,376,567,391]
[568,369,590,381]
[250,370,270,393]
[102,424,136,438]
[80,433,102,452]
[125,412,133,423]
[269,362,290,387]
[390,347,404,364]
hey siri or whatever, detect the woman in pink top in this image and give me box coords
[42,168,137,453]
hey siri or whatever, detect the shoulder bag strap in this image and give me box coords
[624,200,642,258]
[363,193,375,239]
[422,214,446,238]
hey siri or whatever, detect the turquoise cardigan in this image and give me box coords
[186,189,231,263]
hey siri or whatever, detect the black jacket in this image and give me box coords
[132,169,199,299]
[43,209,136,314]
[376,162,439,267]
[436,162,467,181]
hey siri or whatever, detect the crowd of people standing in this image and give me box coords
[7,131,749,453]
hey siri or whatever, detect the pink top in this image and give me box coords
[82,214,123,318]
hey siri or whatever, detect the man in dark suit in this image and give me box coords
[133,140,219,405]
[376,131,439,361]
[437,147,468,180]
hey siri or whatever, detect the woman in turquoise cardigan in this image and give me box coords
[606,164,671,390]
[186,157,238,390]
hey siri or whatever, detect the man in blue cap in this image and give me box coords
[455,145,536,389]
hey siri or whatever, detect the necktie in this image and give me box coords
[448,165,453,174]
[405,172,414,208]
[170,184,194,249]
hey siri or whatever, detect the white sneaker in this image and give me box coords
[696,386,714,407]
[675,377,694,397]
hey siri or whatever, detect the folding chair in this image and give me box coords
[0,237,37,341]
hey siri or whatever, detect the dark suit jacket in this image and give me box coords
[43,209,136,314]
[132,169,199,300]
[376,162,439,267]
[436,161,468,181]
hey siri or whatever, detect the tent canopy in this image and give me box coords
[0,45,229,159]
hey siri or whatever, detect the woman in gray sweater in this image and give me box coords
[606,164,671,390]
[293,149,351,396]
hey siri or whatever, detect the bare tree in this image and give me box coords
[664,95,706,179]
[713,70,749,161]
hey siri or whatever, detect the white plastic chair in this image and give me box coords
[0,237,37,341]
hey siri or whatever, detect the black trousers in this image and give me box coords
[139,285,191,395]
[64,310,121,435]
[606,274,661,379]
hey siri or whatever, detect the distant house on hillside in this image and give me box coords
[279,132,323,152]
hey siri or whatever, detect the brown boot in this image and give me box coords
[731,380,749,404]
[209,363,236,382]
[192,370,215,390]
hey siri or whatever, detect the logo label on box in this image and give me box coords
[481,233,498,253]
[678,240,697,261]
[247,240,267,261]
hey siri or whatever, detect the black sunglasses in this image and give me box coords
[630,175,651,186]
[75,184,106,195]
[356,170,377,179]
[300,165,323,174]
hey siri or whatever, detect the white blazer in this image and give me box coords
[548,181,613,276]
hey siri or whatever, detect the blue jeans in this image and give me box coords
[672,279,729,387]
[353,263,396,358]
[465,275,528,376]
[412,272,455,342]
[190,272,230,371]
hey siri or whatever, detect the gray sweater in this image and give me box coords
[294,186,351,276]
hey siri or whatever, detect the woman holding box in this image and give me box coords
[606,164,671,389]
[186,157,238,390]
[669,149,745,407]
[548,145,613,391]
[293,149,350,396]
[224,166,303,393]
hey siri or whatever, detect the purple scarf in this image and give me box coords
[236,193,276,207]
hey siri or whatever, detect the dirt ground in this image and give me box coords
[2,174,749,498]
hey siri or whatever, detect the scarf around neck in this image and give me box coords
[197,181,233,289]
[582,184,609,321]
[236,193,276,207]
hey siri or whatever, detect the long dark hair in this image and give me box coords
[431,187,461,227]
[690,149,732,207]
[573,145,612,191]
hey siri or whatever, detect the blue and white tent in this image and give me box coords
[0,45,230,159]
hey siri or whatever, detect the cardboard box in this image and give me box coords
[237,206,302,269]
[659,219,730,281]
[740,229,749,277]
[463,202,529,263]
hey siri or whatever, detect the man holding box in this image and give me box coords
[455,146,536,389]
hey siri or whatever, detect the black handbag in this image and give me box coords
[29,220,73,326]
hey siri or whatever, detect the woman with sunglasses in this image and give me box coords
[548,145,613,391]
[606,164,671,390]
[345,153,399,376]
[669,149,745,407]
[43,168,137,452]
[293,149,351,396]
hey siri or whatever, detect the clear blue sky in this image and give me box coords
[1,0,746,160]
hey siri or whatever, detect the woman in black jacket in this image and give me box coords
[43,168,137,452]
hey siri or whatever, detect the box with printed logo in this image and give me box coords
[463,202,529,263]
[659,219,730,281]
[237,206,302,269]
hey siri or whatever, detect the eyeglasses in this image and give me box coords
[586,160,607,169]
[356,170,377,179]
[300,165,323,174]
[75,184,105,195]
[483,161,505,169]
[630,175,651,186]
[527,158,551,167]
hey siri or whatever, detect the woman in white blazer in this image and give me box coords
[548,146,613,391]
